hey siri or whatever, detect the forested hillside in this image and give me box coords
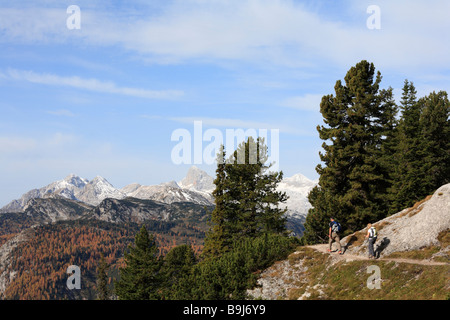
[0,203,209,300]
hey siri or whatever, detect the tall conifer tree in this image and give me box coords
[202,145,230,258]
[389,86,449,213]
[203,137,288,259]
[418,91,450,192]
[115,225,161,300]
[389,80,423,213]
[303,60,396,243]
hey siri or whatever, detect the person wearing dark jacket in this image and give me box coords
[328,218,343,254]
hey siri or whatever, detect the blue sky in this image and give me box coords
[0,0,449,206]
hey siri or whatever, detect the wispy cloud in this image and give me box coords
[2,1,449,73]
[46,132,78,147]
[4,69,184,99]
[1,1,449,71]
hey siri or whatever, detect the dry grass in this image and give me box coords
[285,246,449,300]
[386,246,441,260]
[397,195,433,218]
[437,229,450,247]
[345,230,366,248]
[374,220,391,231]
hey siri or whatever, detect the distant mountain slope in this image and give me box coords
[88,197,213,224]
[276,173,317,219]
[76,176,126,206]
[23,197,94,223]
[0,174,123,212]
[121,183,213,206]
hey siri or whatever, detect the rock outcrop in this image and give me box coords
[343,183,450,258]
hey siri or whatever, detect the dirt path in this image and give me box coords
[307,244,449,266]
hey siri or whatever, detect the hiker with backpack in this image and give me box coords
[365,223,377,259]
[328,217,343,255]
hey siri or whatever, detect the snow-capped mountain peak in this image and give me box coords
[61,174,89,189]
[161,180,181,189]
[276,173,317,220]
[120,168,213,206]
[279,173,317,188]
[75,176,126,206]
[178,166,215,193]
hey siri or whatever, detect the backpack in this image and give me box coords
[332,221,342,233]
[369,227,377,239]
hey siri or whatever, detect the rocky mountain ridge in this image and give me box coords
[1,166,317,229]
[90,197,212,224]
[0,174,123,212]
[0,166,216,213]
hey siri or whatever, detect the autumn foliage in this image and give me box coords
[2,218,206,300]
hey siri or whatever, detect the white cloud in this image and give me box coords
[0,7,63,42]
[1,1,449,73]
[4,69,184,99]
[280,94,323,111]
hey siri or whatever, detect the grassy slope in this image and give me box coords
[279,246,449,300]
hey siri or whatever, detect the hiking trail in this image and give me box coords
[307,244,448,266]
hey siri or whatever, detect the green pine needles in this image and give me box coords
[115,225,162,300]
[202,137,289,259]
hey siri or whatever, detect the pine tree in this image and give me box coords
[202,145,230,258]
[227,137,288,238]
[203,137,288,258]
[389,80,423,213]
[96,253,109,300]
[303,60,396,243]
[160,244,196,299]
[389,86,449,213]
[418,91,450,192]
[115,225,161,300]
[178,233,295,300]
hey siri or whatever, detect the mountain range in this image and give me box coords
[0,166,317,232]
